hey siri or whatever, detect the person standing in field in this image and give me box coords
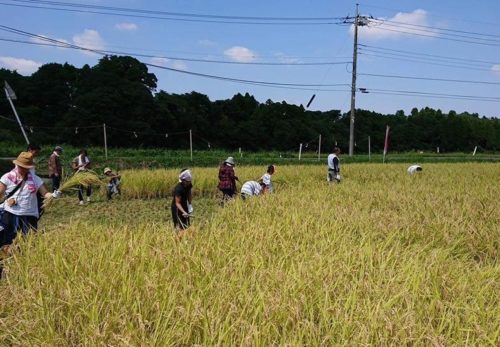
[218,156,239,204]
[171,169,193,230]
[26,144,44,217]
[327,146,341,183]
[0,152,61,251]
[240,180,267,200]
[72,149,92,205]
[261,164,276,193]
[48,146,63,191]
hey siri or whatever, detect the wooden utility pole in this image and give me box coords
[349,4,359,156]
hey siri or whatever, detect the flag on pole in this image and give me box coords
[383,125,390,156]
[4,81,17,100]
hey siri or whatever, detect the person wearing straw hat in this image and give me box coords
[103,167,121,200]
[0,152,61,250]
[218,156,239,205]
[48,146,63,191]
[171,169,193,230]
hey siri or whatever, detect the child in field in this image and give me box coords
[103,167,121,200]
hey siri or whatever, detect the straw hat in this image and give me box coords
[13,152,35,169]
[103,167,112,174]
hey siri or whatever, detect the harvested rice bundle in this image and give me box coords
[43,171,104,208]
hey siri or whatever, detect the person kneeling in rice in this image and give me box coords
[171,169,193,230]
[0,152,61,251]
[261,164,276,193]
[240,180,267,200]
[103,167,121,200]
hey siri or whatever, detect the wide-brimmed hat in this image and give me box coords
[103,167,112,174]
[224,156,235,166]
[13,152,35,169]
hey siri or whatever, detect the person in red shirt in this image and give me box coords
[217,156,239,205]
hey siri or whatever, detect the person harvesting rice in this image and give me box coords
[72,149,92,205]
[218,156,239,205]
[0,152,61,251]
[171,169,193,230]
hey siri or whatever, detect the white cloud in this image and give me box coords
[172,61,188,70]
[492,65,500,73]
[151,57,169,66]
[0,56,42,75]
[115,23,138,31]
[30,35,69,48]
[354,9,437,40]
[224,46,257,62]
[198,39,216,47]
[72,29,105,55]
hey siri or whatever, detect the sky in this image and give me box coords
[0,0,500,117]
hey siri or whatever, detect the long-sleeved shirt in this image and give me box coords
[48,152,62,176]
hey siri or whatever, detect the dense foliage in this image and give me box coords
[1,56,499,152]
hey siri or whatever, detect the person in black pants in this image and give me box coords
[171,169,193,230]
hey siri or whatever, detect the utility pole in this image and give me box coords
[4,81,29,144]
[349,4,359,156]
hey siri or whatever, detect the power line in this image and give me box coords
[359,44,500,66]
[0,0,346,25]
[0,25,352,91]
[358,2,500,28]
[359,73,500,86]
[370,18,500,40]
[358,51,493,72]
[0,37,352,66]
[363,87,500,102]
[363,25,500,48]
[368,20,500,44]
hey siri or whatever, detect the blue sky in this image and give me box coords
[1,0,499,117]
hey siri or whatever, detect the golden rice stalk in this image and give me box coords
[43,171,104,209]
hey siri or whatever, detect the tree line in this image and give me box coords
[1,55,499,152]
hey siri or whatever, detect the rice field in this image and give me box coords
[0,163,499,346]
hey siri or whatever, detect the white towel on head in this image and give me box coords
[179,169,192,182]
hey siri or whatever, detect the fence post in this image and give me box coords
[103,123,108,160]
[298,143,303,161]
[368,136,371,161]
[189,129,193,161]
[318,134,322,161]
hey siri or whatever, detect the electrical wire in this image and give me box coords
[359,44,500,66]
[0,37,352,66]
[0,0,346,25]
[358,73,500,86]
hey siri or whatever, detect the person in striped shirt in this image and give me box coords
[240,180,267,200]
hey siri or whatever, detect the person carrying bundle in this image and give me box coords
[72,149,92,205]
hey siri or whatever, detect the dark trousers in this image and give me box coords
[51,174,61,190]
[220,189,236,206]
[0,211,38,247]
[171,204,190,230]
[78,185,92,201]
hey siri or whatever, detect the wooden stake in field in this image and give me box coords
[383,125,390,163]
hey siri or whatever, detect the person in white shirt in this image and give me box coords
[240,180,267,200]
[327,146,341,183]
[0,152,61,250]
[407,165,423,174]
[72,149,92,205]
[261,165,276,193]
